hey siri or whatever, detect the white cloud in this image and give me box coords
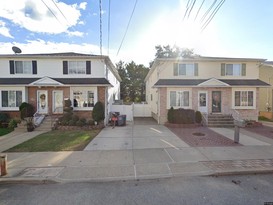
[65,30,85,37]
[0,40,101,55]
[0,0,86,35]
[78,2,87,10]
[0,20,14,38]
[78,21,85,25]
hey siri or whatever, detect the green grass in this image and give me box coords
[0,128,13,137]
[258,116,273,122]
[6,129,101,152]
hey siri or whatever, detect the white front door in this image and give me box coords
[198,91,208,113]
[37,90,48,114]
[52,90,63,114]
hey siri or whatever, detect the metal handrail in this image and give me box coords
[201,113,208,127]
[50,106,64,129]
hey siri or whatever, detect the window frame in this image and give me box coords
[0,88,24,110]
[14,61,33,74]
[68,61,86,75]
[70,87,97,110]
[232,88,255,109]
[174,63,198,77]
[168,88,192,109]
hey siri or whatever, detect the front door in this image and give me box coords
[212,91,221,113]
[52,90,63,114]
[198,91,208,113]
[37,90,48,114]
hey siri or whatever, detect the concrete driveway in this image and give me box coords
[84,118,190,151]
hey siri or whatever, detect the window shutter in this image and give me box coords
[242,63,246,76]
[221,63,225,76]
[9,60,15,74]
[32,61,37,74]
[63,61,68,74]
[86,61,91,74]
[194,63,198,76]
[173,63,178,76]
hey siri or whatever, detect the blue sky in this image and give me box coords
[0,0,272,66]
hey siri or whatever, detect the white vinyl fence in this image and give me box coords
[111,103,151,121]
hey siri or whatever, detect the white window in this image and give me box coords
[15,61,32,74]
[179,64,194,76]
[1,91,22,107]
[226,64,241,76]
[73,90,95,108]
[68,61,86,74]
[234,91,254,107]
[170,91,189,107]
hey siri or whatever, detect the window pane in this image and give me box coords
[73,91,84,107]
[235,91,240,106]
[15,61,23,73]
[23,61,32,74]
[241,91,247,106]
[87,91,94,107]
[186,64,194,76]
[16,91,22,107]
[170,91,176,107]
[226,64,233,75]
[68,61,86,74]
[248,91,253,106]
[183,91,189,106]
[179,64,186,75]
[1,91,8,107]
[233,64,241,76]
[8,91,16,107]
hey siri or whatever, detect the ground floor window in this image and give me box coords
[170,91,189,107]
[1,90,22,107]
[73,90,94,108]
[235,91,253,107]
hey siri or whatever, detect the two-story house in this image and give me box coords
[145,56,269,124]
[0,52,121,124]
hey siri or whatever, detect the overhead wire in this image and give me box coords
[187,0,196,19]
[50,0,73,28]
[99,0,102,55]
[183,0,192,21]
[201,0,225,31]
[116,0,138,56]
[194,0,205,21]
[107,0,111,55]
[200,0,217,23]
[41,0,62,25]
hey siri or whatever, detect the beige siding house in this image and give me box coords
[145,56,269,124]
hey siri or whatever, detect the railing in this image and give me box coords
[201,113,208,127]
[230,109,241,121]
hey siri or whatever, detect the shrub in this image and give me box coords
[8,119,17,129]
[167,107,175,123]
[0,112,9,123]
[195,111,202,123]
[92,101,105,124]
[169,108,195,124]
[19,102,35,119]
[64,99,72,107]
[76,120,85,127]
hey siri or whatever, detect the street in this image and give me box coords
[1,174,273,205]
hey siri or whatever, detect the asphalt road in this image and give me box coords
[1,174,273,205]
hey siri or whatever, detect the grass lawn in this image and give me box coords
[0,128,13,137]
[6,129,101,152]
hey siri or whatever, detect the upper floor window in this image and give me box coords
[173,63,198,76]
[63,61,91,75]
[9,60,37,75]
[221,63,246,76]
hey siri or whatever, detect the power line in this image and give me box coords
[107,0,111,55]
[99,0,102,55]
[200,0,217,23]
[187,0,196,19]
[183,0,192,21]
[116,0,138,56]
[50,0,72,27]
[194,0,205,21]
[201,0,225,31]
[41,0,62,25]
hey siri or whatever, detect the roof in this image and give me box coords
[145,56,266,82]
[0,78,112,86]
[153,79,270,87]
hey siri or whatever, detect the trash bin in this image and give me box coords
[0,155,7,176]
[117,115,126,126]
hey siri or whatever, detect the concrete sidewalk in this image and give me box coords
[1,146,273,183]
[1,121,273,183]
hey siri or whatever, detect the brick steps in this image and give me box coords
[207,114,234,128]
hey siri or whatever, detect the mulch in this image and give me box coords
[167,126,242,147]
[244,125,273,140]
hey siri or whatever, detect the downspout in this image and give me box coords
[157,88,160,124]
